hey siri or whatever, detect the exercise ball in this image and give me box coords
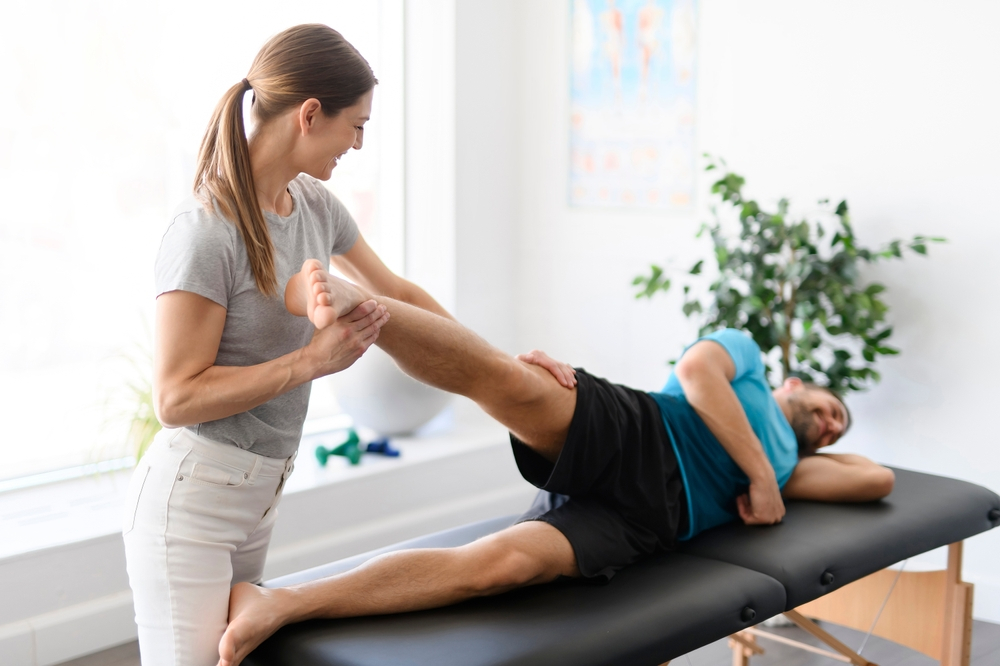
[326,345,452,436]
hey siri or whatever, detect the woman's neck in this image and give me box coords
[248,120,299,216]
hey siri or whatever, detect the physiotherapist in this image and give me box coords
[122,24,451,666]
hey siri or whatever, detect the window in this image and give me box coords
[0,0,403,484]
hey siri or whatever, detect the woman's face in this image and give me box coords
[304,89,373,180]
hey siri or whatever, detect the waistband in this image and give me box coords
[164,428,295,482]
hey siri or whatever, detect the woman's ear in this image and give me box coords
[297,98,324,134]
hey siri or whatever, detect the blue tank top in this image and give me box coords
[648,329,799,540]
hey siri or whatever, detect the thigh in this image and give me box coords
[124,432,278,666]
[517,493,659,581]
[480,360,577,462]
[464,520,580,592]
[232,456,294,585]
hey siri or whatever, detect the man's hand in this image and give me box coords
[736,476,786,525]
[516,350,577,388]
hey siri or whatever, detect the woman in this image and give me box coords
[121,24,450,666]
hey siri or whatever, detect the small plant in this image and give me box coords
[634,158,944,393]
[126,368,161,462]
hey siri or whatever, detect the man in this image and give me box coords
[216,263,894,666]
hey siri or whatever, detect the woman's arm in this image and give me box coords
[153,290,388,428]
[782,453,895,502]
[331,236,454,320]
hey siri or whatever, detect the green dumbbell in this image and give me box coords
[315,429,363,466]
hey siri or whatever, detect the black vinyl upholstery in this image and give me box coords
[247,468,999,665]
[249,520,785,666]
[680,467,1000,609]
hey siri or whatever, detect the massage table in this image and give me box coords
[246,468,1000,666]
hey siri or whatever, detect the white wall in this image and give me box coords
[507,0,1000,619]
[454,1,520,352]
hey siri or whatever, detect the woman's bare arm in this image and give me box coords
[153,290,387,428]
[782,453,895,502]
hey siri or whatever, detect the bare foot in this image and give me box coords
[284,259,364,329]
[217,582,289,666]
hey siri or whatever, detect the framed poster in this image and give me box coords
[570,0,697,210]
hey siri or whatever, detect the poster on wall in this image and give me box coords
[570,0,697,210]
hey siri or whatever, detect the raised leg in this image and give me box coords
[373,297,577,460]
[284,263,577,461]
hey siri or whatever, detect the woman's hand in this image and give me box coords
[306,299,390,379]
[516,350,577,388]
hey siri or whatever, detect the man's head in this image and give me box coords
[772,377,851,457]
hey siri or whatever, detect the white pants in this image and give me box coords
[122,427,295,666]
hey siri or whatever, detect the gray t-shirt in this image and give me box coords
[155,174,359,458]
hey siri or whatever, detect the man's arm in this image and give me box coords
[782,453,895,502]
[674,340,786,525]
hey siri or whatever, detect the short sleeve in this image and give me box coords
[154,208,236,308]
[702,329,763,382]
[327,193,360,256]
[294,176,359,257]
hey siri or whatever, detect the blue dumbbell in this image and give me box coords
[365,438,400,457]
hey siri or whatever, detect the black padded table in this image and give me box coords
[680,467,1000,609]
[248,518,786,666]
[247,468,999,666]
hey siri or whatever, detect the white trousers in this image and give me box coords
[122,427,295,666]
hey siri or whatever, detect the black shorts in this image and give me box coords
[512,369,686,580]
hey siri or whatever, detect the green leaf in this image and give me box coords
[639,163,940,395]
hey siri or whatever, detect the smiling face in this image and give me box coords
[777,379,851,456]
[299,89,374,180]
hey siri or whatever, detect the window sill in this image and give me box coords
[0,402,511,563]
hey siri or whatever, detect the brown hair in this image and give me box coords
[193,24,377,296]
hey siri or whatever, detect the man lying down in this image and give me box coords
[217,260,895,666]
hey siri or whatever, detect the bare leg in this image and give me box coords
[217,522,577,666]
[284,267,576,460]
[373,298,576,460]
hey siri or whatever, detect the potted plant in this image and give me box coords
[634,158,944,394]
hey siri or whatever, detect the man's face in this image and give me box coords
[786,386,849,455]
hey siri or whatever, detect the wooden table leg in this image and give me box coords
[728,630,764,666]
[942,542,974,666]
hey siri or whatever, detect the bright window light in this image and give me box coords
[0,1,403,482]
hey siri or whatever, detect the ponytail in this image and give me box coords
[194,80,278,296]
[192,24,376,298]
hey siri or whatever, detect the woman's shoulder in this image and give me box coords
[160,196,239,256]
[290,175,347,211]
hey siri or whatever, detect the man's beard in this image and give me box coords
[788,398,819,457]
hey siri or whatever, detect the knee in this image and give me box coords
[460,540,549,596]
[493,360,554,408]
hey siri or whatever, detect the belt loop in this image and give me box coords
[247,455,263,485]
